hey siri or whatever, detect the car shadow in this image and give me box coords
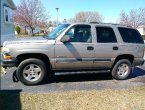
[0,90,22,110]
[44,67,145,84]
[44,72,113,84]
[128,66,145,79]
[12,66,145,84]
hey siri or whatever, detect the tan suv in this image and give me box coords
[2,23,144,85]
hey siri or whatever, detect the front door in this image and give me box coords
[55,25,95,70]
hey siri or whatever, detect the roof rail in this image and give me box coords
[89,22,100,24]
[89,22,132,27]
[89,22,120,25]
[102,23,120,25]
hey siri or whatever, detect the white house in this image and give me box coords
[137,26,145,35]
[1,0,16,46]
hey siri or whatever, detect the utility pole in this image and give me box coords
[56,8,59,25]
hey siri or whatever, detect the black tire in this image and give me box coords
[111,59,132,80]
[16,58,47,85]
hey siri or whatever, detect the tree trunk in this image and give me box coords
[25,26,26,35]
[31,28,34,36]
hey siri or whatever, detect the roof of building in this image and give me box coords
[7,0,16,10]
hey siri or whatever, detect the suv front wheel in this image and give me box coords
[17,58,47,85]
[112,59,132,80]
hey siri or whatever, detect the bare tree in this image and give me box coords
[119,8,145,28]
[14,0,50,35]
[48,20,53,27]
[37,20,48,30]
[73,11,104,23]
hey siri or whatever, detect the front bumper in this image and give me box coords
[1,55,17,67]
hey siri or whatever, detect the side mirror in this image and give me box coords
[61,35,70,43]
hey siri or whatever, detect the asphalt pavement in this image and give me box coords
[0,65,145,93]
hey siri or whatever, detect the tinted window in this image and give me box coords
[66,25,92,43]
[96,27,117,43]
[118,27,144,44]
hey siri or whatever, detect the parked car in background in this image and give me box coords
[1,23,144,85]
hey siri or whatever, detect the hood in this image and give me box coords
[12,36,48,42]
[3,37,51,46]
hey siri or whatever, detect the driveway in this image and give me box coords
[0,65,145,93]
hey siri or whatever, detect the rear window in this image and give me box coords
[118,27,144,44]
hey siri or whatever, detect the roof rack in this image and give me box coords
[89,22,100,24]
[101,23,120,25]
[89,22,120,25]
[89,22,132,27]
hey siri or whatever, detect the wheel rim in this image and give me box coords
[22,64,42,82]
[117,63,129,77]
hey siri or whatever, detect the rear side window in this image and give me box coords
[96,27,117,43]
[118,27,144,44]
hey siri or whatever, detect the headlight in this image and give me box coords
[3,54,12,60]
[2,47,12,60]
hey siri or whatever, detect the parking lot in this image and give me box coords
[1,64,145,93]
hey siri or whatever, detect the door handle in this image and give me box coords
[113,46,118,50]
[87,46,94,50]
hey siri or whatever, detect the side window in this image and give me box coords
[96,27,117,43]
[65,25,92,43]
[118,27,144,44]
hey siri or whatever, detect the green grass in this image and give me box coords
[34,33,45,36]
[16,34,30,37]
[16,33,46,38]
[1,86,145,110]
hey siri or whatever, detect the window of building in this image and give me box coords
[5,9,8,22]
[4,6,13,23]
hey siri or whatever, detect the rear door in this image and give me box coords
[94,26,119,68]
[118,27,144,58]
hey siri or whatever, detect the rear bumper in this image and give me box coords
[133,58,144,66]
[1,55,17,67]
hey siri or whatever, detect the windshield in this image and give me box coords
[46,24,70,40]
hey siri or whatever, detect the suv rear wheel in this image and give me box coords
[112,59,132,80]
[17,58,47,85]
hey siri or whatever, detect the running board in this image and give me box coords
[55,70,110,75]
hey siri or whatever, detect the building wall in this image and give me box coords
[1,0,15,45]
